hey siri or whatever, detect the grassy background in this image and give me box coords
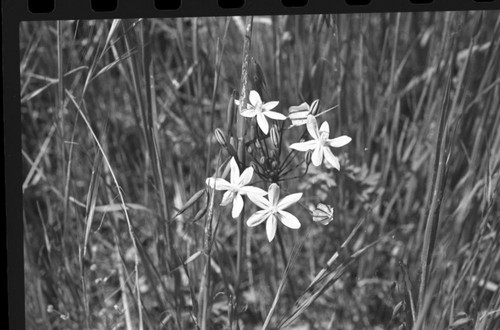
[20,12,500,329]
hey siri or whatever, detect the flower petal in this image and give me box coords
[232,194,244,218]
[289,102,310,114]
[246,210,269,227]
[238,166,254,186]
[263,110,287,121]
[319,121,330,137]
[247,193,271,209]
[277,193,303,210]
[268,183,280,206]
[328,135,352,148]
[240,186,267,196]
[230,157,240,184]
[249,90,261,107]
[278,211,301,229]
[288,118,308,127]
[206,177,232,190]
[288,103,310,126]
[262,101,279,111]
[289,140,317,152]
[241,109,257,118]
[311,145,324,166]
[220,191,234,206]
[256,113,270,134]
[306,115,320,140]
[266,214,278,242]
[323,148,340,170]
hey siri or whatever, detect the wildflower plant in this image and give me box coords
[208,88,352,241]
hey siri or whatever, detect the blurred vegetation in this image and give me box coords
[21,11,500,329]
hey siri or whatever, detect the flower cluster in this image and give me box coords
[206,90,352,242]
[207,157,302,241]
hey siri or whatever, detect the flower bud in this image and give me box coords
[214,128,227,147]
[305,150,312,164]
[270,125,280,148]
[247,146,253,154]
[259,156,266,165]
[271,161,279,169]
[249,123,256,141]
[254,138,262,150]
[310,99,320,116]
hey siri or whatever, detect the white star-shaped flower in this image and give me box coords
[238,90,286,135]
[206,157,267,218]
[289,115,351,170]
[246,183,302,242]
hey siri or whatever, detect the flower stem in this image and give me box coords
[280,128,309,172]
[234,15,254,330]
[276,229,297,302]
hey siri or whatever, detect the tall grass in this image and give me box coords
[20,12,500,329]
